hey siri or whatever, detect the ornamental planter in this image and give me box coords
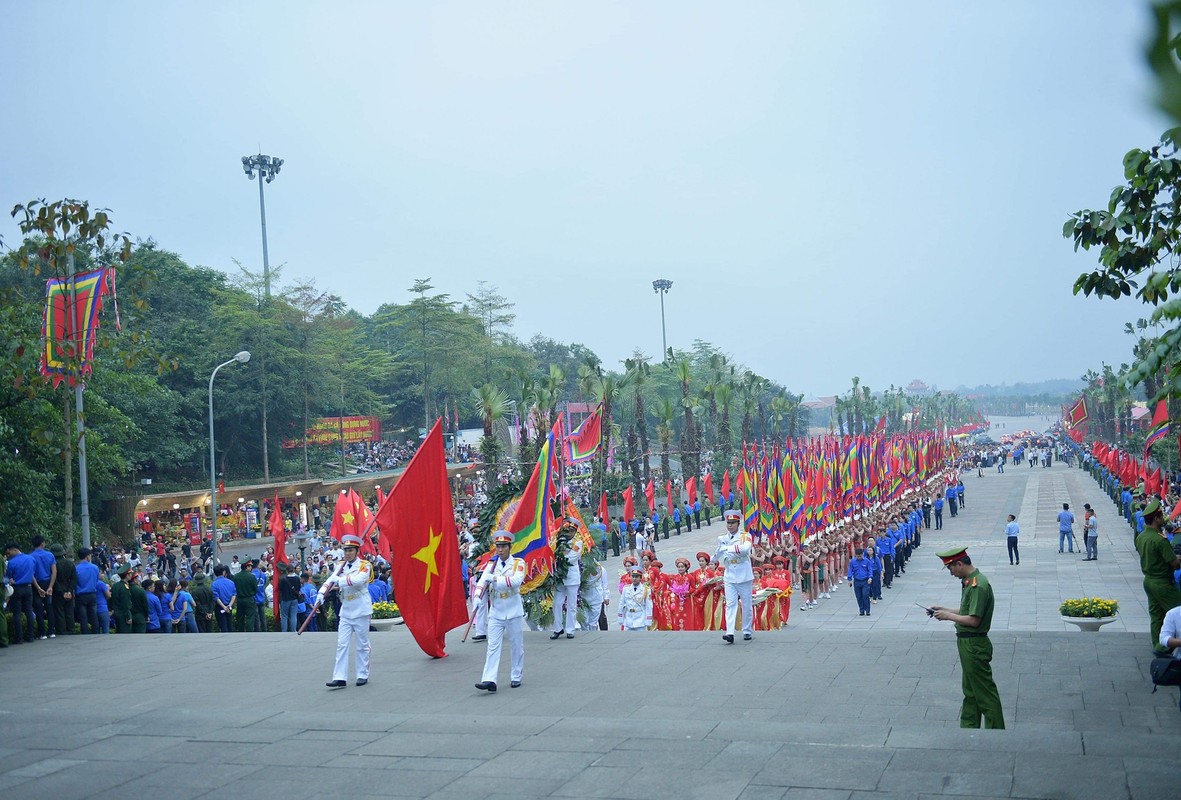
[1061,615,1117,632]
[370,616,402,631]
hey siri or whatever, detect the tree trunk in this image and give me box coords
[62,392,74,546]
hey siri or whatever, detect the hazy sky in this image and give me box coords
[1,2,1168,397]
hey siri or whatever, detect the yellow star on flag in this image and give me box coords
[341,510,355,526]
[412,525,443,592]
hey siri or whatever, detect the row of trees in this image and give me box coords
[1,199,982,549]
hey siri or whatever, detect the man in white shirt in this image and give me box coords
[475,532,526,691]
[714,509,754,644]
[550,518,583,640]
[314,534,373,688]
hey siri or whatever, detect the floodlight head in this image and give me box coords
[234,350,251,364]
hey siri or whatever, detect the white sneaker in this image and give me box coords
[49,633,56,638]
[799,604,809,611]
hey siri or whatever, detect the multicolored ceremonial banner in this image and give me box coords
[41,267,117,388]
[504,416,561,591]
[564,403,603,463]
[1065,396,1089,427]
[1144,400,1169,459]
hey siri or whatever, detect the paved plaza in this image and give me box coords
[2,450,1179,799]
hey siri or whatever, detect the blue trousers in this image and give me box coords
[1059,530,1075,553]
[853,579,871,614]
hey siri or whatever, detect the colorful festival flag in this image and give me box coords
[41,267,119,388]
[564,403,603,463]
[1144,400,1170,459]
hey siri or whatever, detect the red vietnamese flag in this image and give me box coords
[598,491,609,527]
[644,480,655,515]
[685,476,698,505]
[374,487,393,562]
[268,494,287,621]
[720,470,730,503]
[622,485,635,524]
[347,488,377,557]
[665,480,673,515]
[1146,467,1162,498]
[704,472,715,505]
[329,489,356,542]
[374,421,469,658]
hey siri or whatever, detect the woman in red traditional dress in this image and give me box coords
[689,551,711,630]
[661,557,696,630]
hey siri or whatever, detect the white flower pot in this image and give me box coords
[370,617,401,631]
[1061,615,1117,632]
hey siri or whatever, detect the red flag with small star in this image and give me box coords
[374,420,468,658]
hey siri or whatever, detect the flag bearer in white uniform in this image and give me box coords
[550,517,583,639]
[715,509,754,644]
[475,532,526,692]
[581,558,609,631]
[316,533,373,687]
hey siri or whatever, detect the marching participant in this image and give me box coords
[714,508,754,644]
[315,534,373,688]
[581,557,610,631]
[550,517,583,639]
[475,532,526,692]
[618,566,653,630]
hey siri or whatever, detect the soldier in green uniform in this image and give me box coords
[129,571,150,633]
[232,558,260,632]
[931,547,1005,729]
[110,565,134,633]
[189,571,215,633]
[1133,499,1181,655]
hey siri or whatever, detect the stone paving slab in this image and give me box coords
[2,424,1179,798]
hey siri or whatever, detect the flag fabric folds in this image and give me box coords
[1144,400,1170,458]
[41,267,119,388]
[565,404,603,463]
[374,420,469,658]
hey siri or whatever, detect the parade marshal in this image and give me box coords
[930,546,1005,729]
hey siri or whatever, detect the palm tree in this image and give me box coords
[715,382,734,471]
[655,396,677,486]
[676,359,699,483]
[624,356,652,483]
[471,383,510,472]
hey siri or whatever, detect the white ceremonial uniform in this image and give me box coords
[318,557,373,682]
[581,561,609,631]
[476,555,526,684]
[618,582,653,630]
[551,538,583,634]
[715,527,754,636]
[470,568,488,638]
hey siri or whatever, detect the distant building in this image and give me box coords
[906,379,931,396]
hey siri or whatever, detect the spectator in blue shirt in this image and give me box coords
[173,579,197,633]
[74,548,102,635]
[211,566,237,632]
[146,581,164,632]
[4,543,37,643]
[299,572,318,632]
[253,564,267,632]
[692,499,702,530]
[1057,503,1076,554]
[877,531,895,588]
[30,535,57,639]
[945,485,958,517]
[933,496,944,530]
[956,480,966,509]
[864,540,883,602]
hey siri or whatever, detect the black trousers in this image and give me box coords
[33,590,53,636]
[75,593,98,634]
[882,556,894,586]
[1007,538,1019,564]
[8,585,36,641]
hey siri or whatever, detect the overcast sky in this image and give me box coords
[1,2,1168,397]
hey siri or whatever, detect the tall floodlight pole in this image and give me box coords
[652,279,673,362]
[241,154,284,298]
[209,351,251,572]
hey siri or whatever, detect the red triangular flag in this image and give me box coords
[329,489,355,541]
[598,491,609,527]
[720,469,731,502]
[622,485,635,524]
[268,494,287,621]
[374,421,469,658]
[644,479,655,515]
[685,476,698,505]
[665,480,673,516]
[348,488,377,557]
[374,486,393,562]
[704,472,715,505]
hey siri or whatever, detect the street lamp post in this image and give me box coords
[240,153,284,299]
[292,530,310,571]
[652,279,673,362]
[209,351,251,573]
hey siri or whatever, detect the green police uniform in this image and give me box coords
[953,567,1004,729]
[232,567,259,632]
[110,572,133,633]
[129,581,150,633]
[1134,522,1181,655]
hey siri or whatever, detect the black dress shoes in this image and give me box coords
[356,678,368,686]
[472,634,486,641]
[722,634,734,644]
[550,631,564,640]
[475,681,497,692]
[325,680,347,688]
[743,634,753,641]
[510,681,521,688]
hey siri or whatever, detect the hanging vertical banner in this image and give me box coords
[41,267,117,388]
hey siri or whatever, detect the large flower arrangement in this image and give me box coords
[371,601,400,620]
[1059,597,1118,618]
